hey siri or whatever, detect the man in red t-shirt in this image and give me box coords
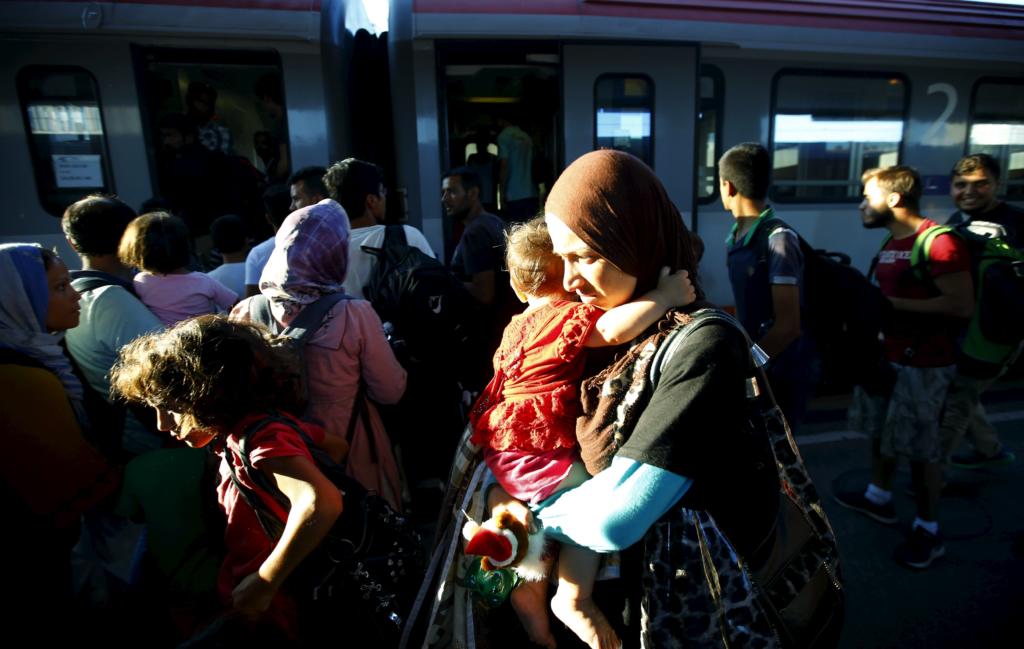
[835,165,974,570]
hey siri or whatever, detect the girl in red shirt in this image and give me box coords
[468,217,692,649]
[111,315,342,644]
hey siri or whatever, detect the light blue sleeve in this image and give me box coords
[534,456,691,553]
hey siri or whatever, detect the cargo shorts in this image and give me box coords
[849,362,956,463]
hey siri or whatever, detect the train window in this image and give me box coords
[770,71,908,203]
[697,66,724,203]
[133,46,290,242]
[594,75,654,166]
[968,79,1024,199]
[16,66,114,217]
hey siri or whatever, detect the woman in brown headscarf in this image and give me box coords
[409,151,842,649]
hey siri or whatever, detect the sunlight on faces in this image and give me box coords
[951,169,999,214]
[290,180,319,212]
[544,213,638,310]
[44,258,81,332]
[155,405,217,448]
[442,175,475,219]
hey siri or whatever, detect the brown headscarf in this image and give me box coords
[546,150,712,474]
[544,149,705,300]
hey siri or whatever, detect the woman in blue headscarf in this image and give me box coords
[0,243,120,637]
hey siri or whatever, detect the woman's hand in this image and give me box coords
[231,571,278,618]
[654,267,696,308]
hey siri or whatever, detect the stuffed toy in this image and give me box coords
[462,505,548,582]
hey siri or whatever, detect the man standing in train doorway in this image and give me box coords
[719,142,818,433]
[939,153,1020,470]
[836,166,974,570]
[496,113,539,223]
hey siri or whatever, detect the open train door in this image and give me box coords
[562,43,698,227]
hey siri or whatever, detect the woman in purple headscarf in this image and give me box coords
[232,198,407,510]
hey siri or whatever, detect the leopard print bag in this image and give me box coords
[585,309,843,648]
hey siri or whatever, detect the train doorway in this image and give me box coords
[438,41,560,255]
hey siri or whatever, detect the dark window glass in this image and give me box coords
[17,66,114,217]
[968,79,1024,199]
[134,47,288,240]
[595,75,653,166]
[697,67,724,202]
[771,71,907,202]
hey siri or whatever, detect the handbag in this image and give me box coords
[225,413,424,646]
[642,309,844,648]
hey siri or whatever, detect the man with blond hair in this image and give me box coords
[835,165,974,570]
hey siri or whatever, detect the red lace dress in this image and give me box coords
[469,300,602,504]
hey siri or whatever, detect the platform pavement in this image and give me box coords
[795,379,1023,648]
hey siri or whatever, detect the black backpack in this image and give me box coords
[225,412,424,646]
[362,225,480,380]
[246,292,352,398]
[751,218,894,394]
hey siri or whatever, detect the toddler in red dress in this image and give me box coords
[468,217,693,649]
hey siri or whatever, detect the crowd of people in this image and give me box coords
[718,147,1021,571]
[1,134,1019,647]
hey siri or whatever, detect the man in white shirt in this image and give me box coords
[207,214,250,297]
[323,158,436,298]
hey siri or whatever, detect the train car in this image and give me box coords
[2,0,1022,311]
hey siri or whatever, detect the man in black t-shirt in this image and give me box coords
[947,153,1023,250]
[441,167,519,391]
[940,154,1019,470]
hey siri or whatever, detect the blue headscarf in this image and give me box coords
[0,244,89,429]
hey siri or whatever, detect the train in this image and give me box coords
[2,0,1022,309]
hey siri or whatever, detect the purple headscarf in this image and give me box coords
[259,199,351,324]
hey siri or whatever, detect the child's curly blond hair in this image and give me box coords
[505,216,564,298]
[110,315,304,435]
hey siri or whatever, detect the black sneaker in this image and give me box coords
[950,449,1015,469]
[894,526,945,570]
[833,489,898,525]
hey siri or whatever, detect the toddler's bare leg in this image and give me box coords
[510,575,556,649]
[550,546,620,649]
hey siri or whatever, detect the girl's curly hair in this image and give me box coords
[110,315,304,434]
[505,216,563,298]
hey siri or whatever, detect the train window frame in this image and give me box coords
[768,68,910,204]
[593,73,655,168]
[131,45,291,200]
[697,65,724,205]
[16,65,116,218]
[965,76,1024,200]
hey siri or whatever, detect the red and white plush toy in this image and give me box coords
[462,505,548,582]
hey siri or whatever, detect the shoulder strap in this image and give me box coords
[247,294,279,334]
[650,309,768,386]
[249,293,353,344]
[650,309,775,410]
[385,223,408,248]
[282,292,352,346]
[910,225,958,282]
[748,217,787,258]
[71,276,115,294]
[226,413,318,540]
